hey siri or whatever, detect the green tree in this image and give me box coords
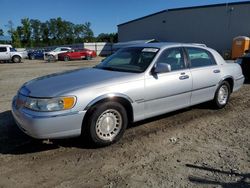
[97,33,118,43]
[41,22,49,46]
[74,24,84,39]
[83,22,94,42]
[4,18,96,47]
[6,20,21,47]
[48,18,57,45]
[20,18,32,47]
[63,21,75,44]
[11,30,21,47]
[0,29,4,36]
[30,19,42,46]
[7,20,14,36]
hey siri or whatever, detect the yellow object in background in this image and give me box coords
[232,36,250,59]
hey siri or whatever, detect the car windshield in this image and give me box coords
[95,47,159,73]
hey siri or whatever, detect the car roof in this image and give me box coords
[0,44,12,48]
[127,42,207,49]
[57,47,71,48]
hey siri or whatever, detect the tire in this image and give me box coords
[64,56,70,61]
[212,81,231,109]
[48,55,55,62]
[86,55,92,60]
[30,55,35,60]
[84,101,128,146]
[12,56,21,63]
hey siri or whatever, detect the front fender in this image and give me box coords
[84,93,133,110]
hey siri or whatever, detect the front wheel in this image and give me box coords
[212,81,231,109]
[64,56,70,61]
[48,55,55,62]
[30,55,35,60]
[84,102,128,146]
[86,55,92,60]
[12,56,21,63]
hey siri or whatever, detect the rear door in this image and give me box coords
[79,50,87,59]
[69,51,79,59]
[185,47,221,105]
[0,47,10,60]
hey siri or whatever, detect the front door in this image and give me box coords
[144,47,192,118]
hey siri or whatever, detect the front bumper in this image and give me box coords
[11,96,86,139]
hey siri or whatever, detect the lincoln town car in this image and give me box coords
[12,43,244,146]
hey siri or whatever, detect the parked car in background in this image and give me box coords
[12,43,244,146]
[58,48,97,61]
[16,49,28,59]
[28,49,48,60]
[236,50,250,79]
[0,44,23,63]
[44,47,72,61]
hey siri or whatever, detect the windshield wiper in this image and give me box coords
[94,66,142,73]
[94,66,121,71]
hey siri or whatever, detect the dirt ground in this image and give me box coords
[0,59,249,188]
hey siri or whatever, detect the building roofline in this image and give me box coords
[117,1,250,27]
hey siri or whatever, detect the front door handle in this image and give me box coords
[213,69,221,73]
[179,75,189,80]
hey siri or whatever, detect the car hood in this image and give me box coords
[19,68,138,97]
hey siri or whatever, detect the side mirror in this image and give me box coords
[154,63,171,74]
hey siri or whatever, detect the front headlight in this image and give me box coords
[25,96,76,112]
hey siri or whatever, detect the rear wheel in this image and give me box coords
[84,101,128,146]
[64,56,70,61]
[12,56,21,63]
[86,55,92,60]
[30,55,35,60]
[212,81,231,109]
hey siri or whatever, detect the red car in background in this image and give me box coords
[58,48,97,61]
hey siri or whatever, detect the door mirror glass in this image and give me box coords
[154,63,171,73]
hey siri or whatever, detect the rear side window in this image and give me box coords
[61,48,70,51]
[186,48,216,68]
[0,47,7,52]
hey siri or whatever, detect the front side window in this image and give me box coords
[156,48,185,71]
[10,48,16,52]
[186,48,217,68]
[95,47,159,73]
[0,47,7,52]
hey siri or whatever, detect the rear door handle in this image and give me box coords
[179,75,189,80]
[213,69,220,73]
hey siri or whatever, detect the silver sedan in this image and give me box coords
[12,43,244,146]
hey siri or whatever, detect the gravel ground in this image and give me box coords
[0,59,249,188]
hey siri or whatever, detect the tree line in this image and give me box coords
[0,17,118,48]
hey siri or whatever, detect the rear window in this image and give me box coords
[0,47,7,52]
